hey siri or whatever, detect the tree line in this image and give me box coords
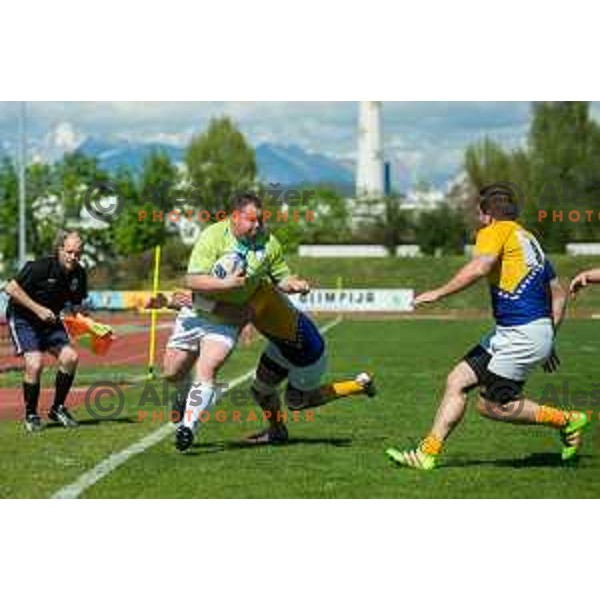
[1,103,598,284]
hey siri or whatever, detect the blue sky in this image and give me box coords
[0,101,597,186]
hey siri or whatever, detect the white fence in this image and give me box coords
[298,245,422,258]
[566,243,600,256]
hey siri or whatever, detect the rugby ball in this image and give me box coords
[212,252,246,279]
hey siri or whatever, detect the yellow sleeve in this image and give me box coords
[474,223,507,258]
[248,281,298,341]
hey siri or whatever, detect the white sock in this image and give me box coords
[183,381,217,434]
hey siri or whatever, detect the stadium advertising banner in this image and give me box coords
[81,290,415,312]
[291,289,414,312]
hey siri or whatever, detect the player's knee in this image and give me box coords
[59,346,79,370]
[24,355,43,379]
[446,369,468,394]
[477,377,523,419]
[162,363,181,383]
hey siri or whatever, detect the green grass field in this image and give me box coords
[1,316,599,498]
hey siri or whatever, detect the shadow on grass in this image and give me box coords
[45,416,136,428]
[181,436,353,456]
[446,452,592,469]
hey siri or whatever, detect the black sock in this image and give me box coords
[52,370,75,409]
[23,382,41,417]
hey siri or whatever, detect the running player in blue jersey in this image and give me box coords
[387,184,588,469]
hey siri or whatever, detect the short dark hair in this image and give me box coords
[232,191,262,211]
[479,184,520,221]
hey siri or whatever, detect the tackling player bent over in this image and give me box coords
[159,192,375,452]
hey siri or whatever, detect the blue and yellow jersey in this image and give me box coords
[249,281,324,366]
[474,220,556,326]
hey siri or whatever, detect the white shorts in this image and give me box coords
[264,342,328,391]
[480,318,553,382]
[166,307,240,353]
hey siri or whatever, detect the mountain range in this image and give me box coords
[2,122,356,189]
[76,136,355,189]
[19,123,346,189]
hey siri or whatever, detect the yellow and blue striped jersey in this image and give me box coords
[249,281,324,366]
[474,220,556,326]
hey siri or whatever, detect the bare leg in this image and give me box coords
[429,361,478,442]
[475,396,543,424]
[162,348,198,383]
[180,337,233,434]
[475,393,588,455]
[387,360,478,468]
[162,348,198,422]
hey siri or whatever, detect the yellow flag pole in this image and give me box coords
[147,244,161,380]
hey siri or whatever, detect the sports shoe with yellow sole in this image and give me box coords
[560,411,589,462]
[386,447,437,470]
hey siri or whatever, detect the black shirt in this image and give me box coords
[7,256,87,321]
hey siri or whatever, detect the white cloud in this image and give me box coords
[0,101,596,187]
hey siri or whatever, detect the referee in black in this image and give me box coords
[4,231,87,432]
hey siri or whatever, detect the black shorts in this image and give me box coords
[463,344,524,404]
[7,312,70,356]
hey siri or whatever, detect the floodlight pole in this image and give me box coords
[18,101,27,266]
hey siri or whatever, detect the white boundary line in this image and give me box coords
[51,317,342,499]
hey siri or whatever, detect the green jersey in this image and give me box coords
[187,219,291,307]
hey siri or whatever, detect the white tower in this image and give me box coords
[356,101,384,198]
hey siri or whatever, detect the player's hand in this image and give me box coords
[543,347,561,373]
[284,277,310,295]
[222,269,247,290]
[145,293,169,310]
[36,306,57,323]
[413,289,442,308]
[569,272,588,298]
[169,290,193,310]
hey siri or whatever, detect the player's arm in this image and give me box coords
[570,267,600,297]
[549,277,567,332]
[4,279,56,323]
[414,255,497,306]
[267,235,310,295]
[147,289,250,324]
[186,271,246,294]
[542,277,567,374]
[187,272,252,324]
